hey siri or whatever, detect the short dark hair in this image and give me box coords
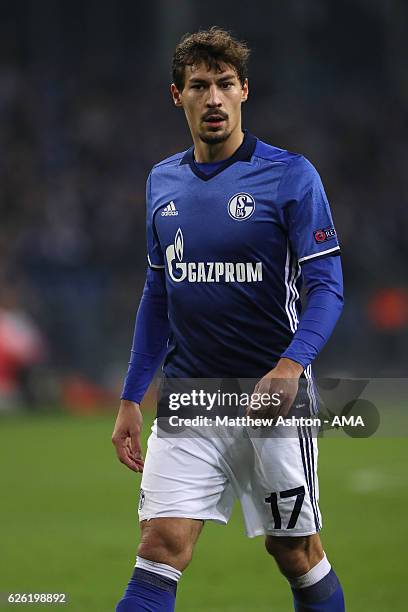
[172,27,250,91]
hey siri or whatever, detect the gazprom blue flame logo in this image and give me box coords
[175,228,184,262]
[165,227,263,284]
[166,227,187,282]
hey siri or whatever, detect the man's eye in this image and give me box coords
[222,82,233,89]
[191,84,204,90]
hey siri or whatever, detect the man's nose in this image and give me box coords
[206,84,222,107]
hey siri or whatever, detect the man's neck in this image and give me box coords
[193,127,244,163]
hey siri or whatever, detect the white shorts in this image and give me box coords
[138,420,321,538]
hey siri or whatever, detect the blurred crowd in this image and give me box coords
[1,0,407,408]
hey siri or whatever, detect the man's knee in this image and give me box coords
[137,518,203,571]
[265,534,324,578]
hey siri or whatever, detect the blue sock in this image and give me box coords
[116,567,178,611]
[292,568,345,611]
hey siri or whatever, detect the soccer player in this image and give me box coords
[112,27,345,612]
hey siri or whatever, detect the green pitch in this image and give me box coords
[0,412,406,611]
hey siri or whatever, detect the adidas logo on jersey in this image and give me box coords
[161,201,178,216]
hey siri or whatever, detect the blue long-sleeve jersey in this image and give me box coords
[122,132,343,404]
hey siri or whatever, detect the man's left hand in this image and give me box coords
[247,358,304,420]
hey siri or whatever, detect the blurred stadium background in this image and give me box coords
[0,1,407,610]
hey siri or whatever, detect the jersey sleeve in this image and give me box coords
[280,156,341,264]
[146,172,165,269]
[121,267,169,403]
[281,255,344,369]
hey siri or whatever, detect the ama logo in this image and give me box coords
[228,193,255,220]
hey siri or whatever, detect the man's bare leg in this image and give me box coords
[265,534,345,611]
[116,518,203,611]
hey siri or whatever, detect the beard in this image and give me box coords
[198,125,231,145]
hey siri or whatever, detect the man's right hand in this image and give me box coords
[112,400,145,473]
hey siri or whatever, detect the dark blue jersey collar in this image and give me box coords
[180,130,257,181]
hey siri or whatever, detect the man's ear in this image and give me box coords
[171,83,183,107]
[241,78,249,103]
